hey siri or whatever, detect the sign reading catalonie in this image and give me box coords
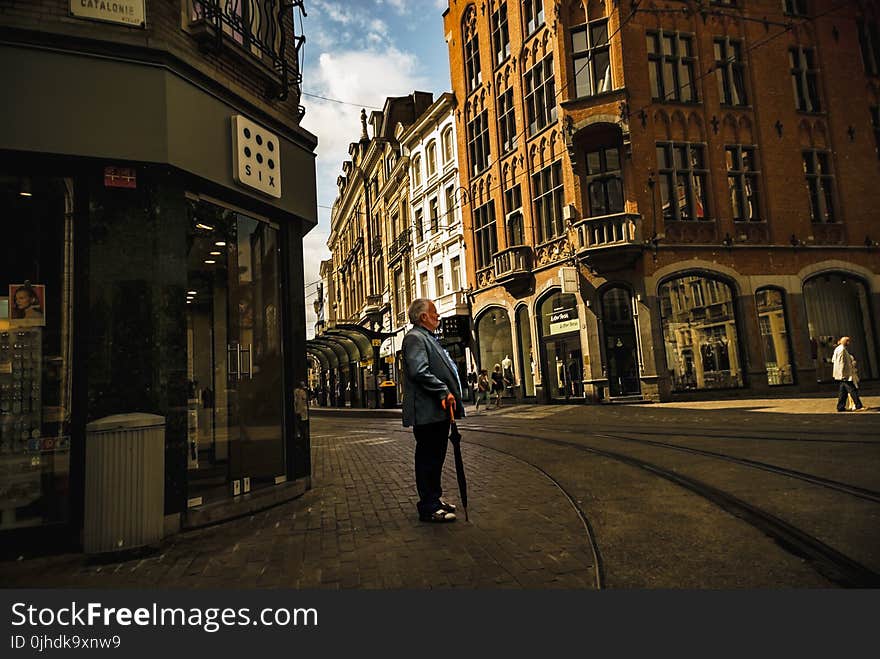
[71,0,145,27]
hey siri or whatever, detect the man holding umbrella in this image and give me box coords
[402,298,465,523]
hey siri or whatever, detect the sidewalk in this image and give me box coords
[0,421,597,589]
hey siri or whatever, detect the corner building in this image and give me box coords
[1,1,317,550]
[444,0,880,403]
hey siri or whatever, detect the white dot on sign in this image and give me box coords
[210,251,221,256]
[215,241,226,247]
[187,290,197,295]
[204,260,216,264]
[253,621,258,626]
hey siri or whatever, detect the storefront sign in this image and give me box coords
[104,166,137,189]
[70,1,146,28]
[548,307,579,335]
[231,115,282,199]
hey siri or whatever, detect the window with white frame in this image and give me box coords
[450,256,461,291]
[429,197,440,233]
[442,127,454,163]
[426,141,437,178]
[419,271,429,297]
[434,264,445,296]
[412,155,422,187]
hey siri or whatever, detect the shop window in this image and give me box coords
[571,18,611,99]
[585,146,623,217]
[755,288,795,385]
[515,305,536,397]
[656,142,709,221]
[647,31,697,103]
[802,149,836,223]
[659,275,744,391]
[524,54,557,135]
[532,160,565,242]
[714,37,748,106]
[790,47,821,112]
[803,273,877,381]
[0,176,74,530]
[476,307,513,377]
[726,146,761,222]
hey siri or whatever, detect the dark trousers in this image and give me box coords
[413,419,450,517]
[837,380,864,411]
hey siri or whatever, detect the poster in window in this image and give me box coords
[9,284,46,327]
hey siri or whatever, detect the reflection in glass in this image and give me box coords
[602,287,641,396]
[515,306,535,397]
[476,308,513,381]
[659,275,743,391]
[755,289,794,385]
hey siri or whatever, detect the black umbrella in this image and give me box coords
[448,406,469,521]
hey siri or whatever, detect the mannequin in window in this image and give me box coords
[501,354,514,393]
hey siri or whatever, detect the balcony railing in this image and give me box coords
[190,0,306,104]
[388,231,411,260]
[574,213,640,251]
[493,246,533,282]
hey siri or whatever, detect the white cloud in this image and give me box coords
[300,46,430,337]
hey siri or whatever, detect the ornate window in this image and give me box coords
[571,18,611,98]
[725,146,761,222]
[492,2,510,65]
[790,47,821,112]
[467,111,491,175]
[524,54,557,135]
[584,146,623,217]
[802,149,835,223]
[464,8,483,93]
[647,31,697,103]
[498,86,517,153]
[523,0,545,36]
[656,143,709,221]
[532,161,565,242]
[714,38,748,106]
[474,201,499,270]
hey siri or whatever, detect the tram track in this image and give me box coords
[470,423,880,505]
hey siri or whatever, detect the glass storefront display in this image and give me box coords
[0,176,73,530]
[185,199,285,505]
[515,305,535,397]
[601,287,641,396]
[476,307,513,384]
[538,292,583,400]
[659,275,744,391]
[803,273,876,382]
[755,288,795,385]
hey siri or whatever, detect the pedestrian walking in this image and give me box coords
[402,298,464,523]
[845,359,861,411]
[833,336,865,412]
[467,369,478,403]
[475,368,490,412]
[491,363,504,408]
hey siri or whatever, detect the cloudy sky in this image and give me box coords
[299,0,451,336]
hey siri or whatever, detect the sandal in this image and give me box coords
[419,509,456,523]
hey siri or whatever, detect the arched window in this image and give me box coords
[426,141,437,178]
[463,7,482,93]
[476,307,513,375]
[442,127,454,163]
[755,288,795,385]
[411,154,422,188]
[659,274,743,391]
[803,273,877,381]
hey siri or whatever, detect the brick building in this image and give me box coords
[443,0,880,403]
[0,1,317,551]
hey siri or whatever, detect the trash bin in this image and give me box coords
[380,380,398,409]
[83,413,165,554]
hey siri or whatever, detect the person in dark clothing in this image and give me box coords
[491,363,504,408]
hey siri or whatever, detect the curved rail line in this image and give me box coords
[452,425,880,588]
[472,423,880,505]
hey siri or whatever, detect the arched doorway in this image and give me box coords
[475,307,514,393]
[658,274,744,391]
[537,290,583,401]
[803,273,877,381]
[515,305,536,397]
[601,286,640,396]
[754,287,795,385]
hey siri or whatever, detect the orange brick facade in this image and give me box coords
[444,0,880,402]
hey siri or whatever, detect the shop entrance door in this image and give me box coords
[542,336,583,401]
[601,288,641,397]
[186,200,284,505]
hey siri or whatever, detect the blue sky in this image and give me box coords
[299,0,452,332]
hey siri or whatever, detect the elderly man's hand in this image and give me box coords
[440,393,456,413]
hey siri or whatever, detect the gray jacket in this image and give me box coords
[402,325,464,427]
